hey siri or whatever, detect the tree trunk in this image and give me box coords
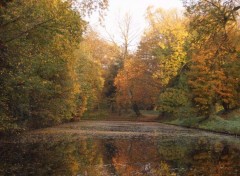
[132,102,141,117]
[209,102,216,115]
[118,104,122,116]
[110,102,116,113]
[222,102,230,112]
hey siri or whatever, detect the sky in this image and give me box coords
[88,0,183,51]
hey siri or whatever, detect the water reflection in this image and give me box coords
[0,137,239,175]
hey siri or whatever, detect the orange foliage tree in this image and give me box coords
[114,57,160,115]
[185,0,240,116]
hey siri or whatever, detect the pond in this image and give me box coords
[0,122,239,176]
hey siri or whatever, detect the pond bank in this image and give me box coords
[159,109,240,137]
[81,109,240,137]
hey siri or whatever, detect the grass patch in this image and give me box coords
[140,110,159,116]
[82,110,109,120]
[199,116,240,135]
[81,109,138,121]
[166,109,240,135]
[82,109,240,135]
[168,116,205,128]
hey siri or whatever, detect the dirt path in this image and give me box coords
[20,120,238,142]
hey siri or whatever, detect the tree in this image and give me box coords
[0,0,109,133]
[77,28,121,113]
[136,7,191,117]
[104,12,139,59]
[145,7,189,88]
[184,0,240,116]
[106,12,142,115]
[114,57,160,116]
[158,88,195,119]
[74,32,106,118]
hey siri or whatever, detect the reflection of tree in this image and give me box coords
[152,161,176,176]
[156,138,192,171]
[101,139,179,175]
[0,138,239,175]
[187,138,240,176]
[156,137,240,176]
[0,140,106,175]
[102,139,119,175]
[101,139,168,175]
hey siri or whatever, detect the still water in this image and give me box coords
[0,134,239,176]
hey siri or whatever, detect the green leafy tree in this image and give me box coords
[0,0,108,132]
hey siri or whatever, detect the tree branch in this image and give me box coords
[233,6,240,11]
[4,18,54,44]
[0,16,22,29]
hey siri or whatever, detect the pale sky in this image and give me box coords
[88,0,183,51]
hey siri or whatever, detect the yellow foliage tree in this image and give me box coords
[145,7,189,87]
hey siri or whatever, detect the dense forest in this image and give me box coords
[0,0,239,134]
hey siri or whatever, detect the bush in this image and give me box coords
[0,113,22,135]
[158,88,196,118]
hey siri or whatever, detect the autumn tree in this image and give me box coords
[114,57,160,116]
[137,7,191,117]
[145,7,189,88]
[0,0,109,133]
[107,12,143,115]
[184,0,240,116]
[73,30,113,118]
[77,28,121,113]
[0,0,83,129]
